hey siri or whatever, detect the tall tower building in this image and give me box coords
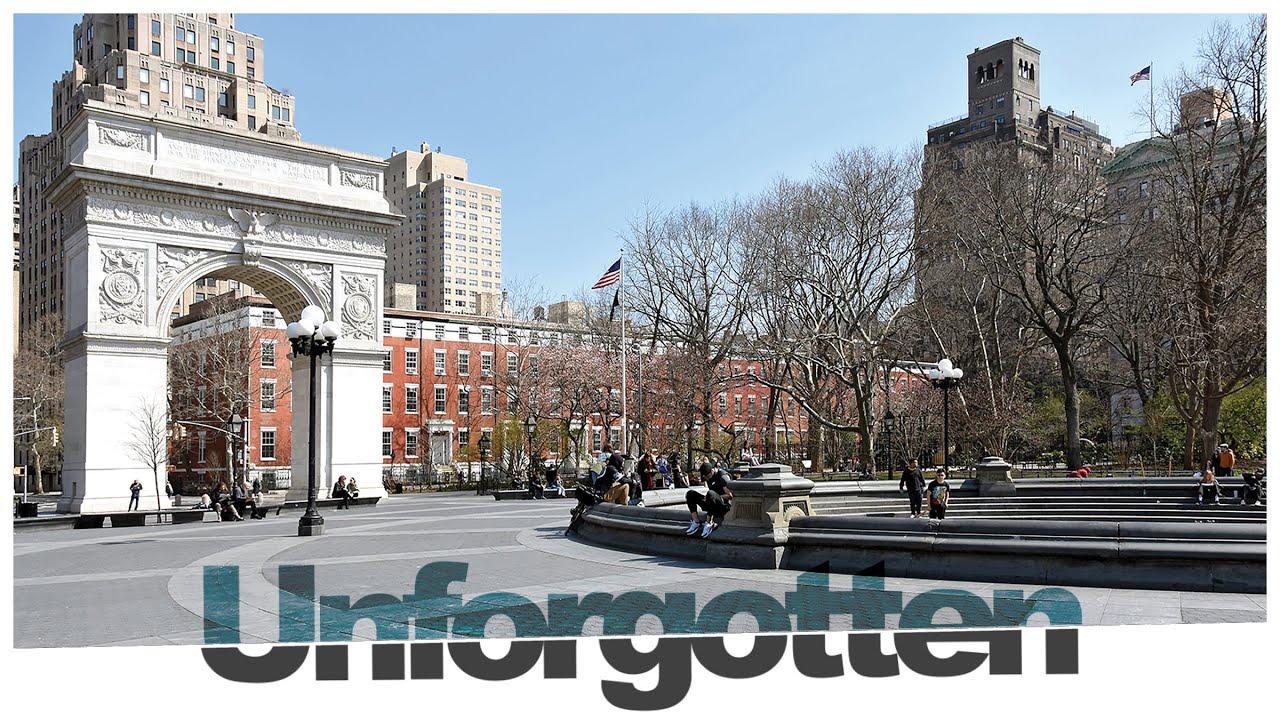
[925,37,1114,168]
[384,144,503,315]
[16,13,300,339]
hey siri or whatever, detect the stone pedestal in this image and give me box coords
[723,463,816,528]
[976,456,1016,496]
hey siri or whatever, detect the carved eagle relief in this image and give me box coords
[227,207,279,235]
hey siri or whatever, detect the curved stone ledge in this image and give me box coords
[574,501,1266,592]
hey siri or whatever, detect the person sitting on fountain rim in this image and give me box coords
[594,452,630,505]
[686,462,733,538]
[1197,470,1222,505]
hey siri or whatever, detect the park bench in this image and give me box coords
[492,487,569,500]
[73,508,206,528]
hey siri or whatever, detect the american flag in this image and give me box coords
[592,259,621,289]
[1130,65,1151,85]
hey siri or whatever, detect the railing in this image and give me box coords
[927,113,968,130]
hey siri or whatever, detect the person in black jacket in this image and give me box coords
[594,453,630,504]
[685,463,733,538]
[899,460,925,517]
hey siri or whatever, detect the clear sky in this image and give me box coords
[9,11,1250,304]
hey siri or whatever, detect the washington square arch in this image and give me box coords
[49,103,399,514]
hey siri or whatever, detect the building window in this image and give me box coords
[718,393,727,415]
[480,352,493,376]
[160,77,169,93]
[382,385,393,413]
[272,104,280,120]
[406,430,419,458]
[434,386,446,414]
[434,324,445,340]
[247,116,256,130]
[481,387,494,414]
[152,40,161,55]
[139,68,150,83]
[383,348,393,373]
[383,319,392,335]
[210,36,219,52]
[246,46,255,61]
[226,61,235,74]
[507,352,518,376]
[247,94,256,109]
[433,350,446,375]
[226,39,235,55]
[183,84,194,99]
[262,309,277,327]
[151,19,161,35]
[140,90,150,105]
[195,87,206,102]
[211,58,220,71]
[261,381,277,411]
[218,91,227,107]
[186,28,196,43]
[382,430,392,458]
[175,26,184,41]
[458,388,470,414]
[187,49,196,63]
[198,432,207,462]
[261,430,277,460]
[459,428,470,446]
[404,349,419,375]
[261,340,276,367]
[406,386,419,414]
[457,351,470,375]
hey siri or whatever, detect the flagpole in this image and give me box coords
[619,249,628,457]
[1149,61,1155,138]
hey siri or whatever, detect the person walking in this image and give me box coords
[926,470,951,520]
[899,460,926,517]
[670,452,688,488]
[127,479,143,511]
[656,456,671,489]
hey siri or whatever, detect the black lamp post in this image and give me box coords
[927,358,964,474]
[523,416,537,482]
[881,409,894,476]
[286,305,341,537]
[226,411,243,488]
[477,433,491,494]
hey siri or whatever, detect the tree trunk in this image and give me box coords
[1056,344,1083,470]
[32,447,45,494]
[1200,391,1225,470]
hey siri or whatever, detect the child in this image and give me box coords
[927,470,951,520]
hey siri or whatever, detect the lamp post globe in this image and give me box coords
[928,358,964,474]
[288,305,340,537]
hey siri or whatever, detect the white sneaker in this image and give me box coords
[685,520,701,535]
[701,522,717,538]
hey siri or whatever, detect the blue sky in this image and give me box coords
[10,13,1246,302]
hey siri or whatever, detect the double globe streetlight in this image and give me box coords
[286,305,341,537]
[927,358,964,473]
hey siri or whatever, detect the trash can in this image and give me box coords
[17,502,38,518]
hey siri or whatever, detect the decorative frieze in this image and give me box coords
[285,261,334,312]
[156,246,216,301]
[340,273,377,341]
[99,246,146,325]
[98,125,151,153]
[340,169,379,191]
[164,138,328,184]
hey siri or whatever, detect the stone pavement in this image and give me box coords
[12,492,1266,648]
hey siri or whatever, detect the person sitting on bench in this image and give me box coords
[215,482,242,521]
[685,463,733,538]
[1241,470,1265,505]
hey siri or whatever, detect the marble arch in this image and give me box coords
[48,103,400,514]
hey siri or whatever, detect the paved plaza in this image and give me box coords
[13,492,1267,648]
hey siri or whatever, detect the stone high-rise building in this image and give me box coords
[16,13,299,338]
[925,37,1115,168]
[384,144,503,314]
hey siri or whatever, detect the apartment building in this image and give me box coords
[384,144,503,314]
[925,37,1115,168]
[16,13,299,339]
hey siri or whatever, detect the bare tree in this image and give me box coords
[1112,15,1267,468]
[747,148,921,473]
[125,396,169,514]
[922,141,1123,470]
[13,314,64,493]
